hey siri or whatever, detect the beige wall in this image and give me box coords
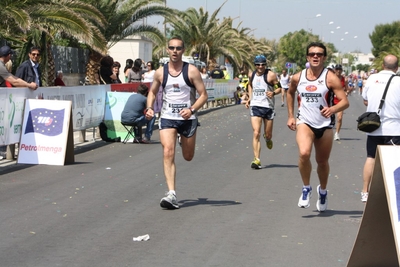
[107,36,153,82]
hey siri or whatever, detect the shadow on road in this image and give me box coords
[301,209,363,218]
[178,197,242,208]
[263,164,298,169]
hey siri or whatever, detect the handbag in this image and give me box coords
[357,74,396,133]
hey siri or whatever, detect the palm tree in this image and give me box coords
[1,0,108,86]
[166,3,270,76]
[82,0,174,84]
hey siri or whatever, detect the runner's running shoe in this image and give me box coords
[160,191,179,209]
[251,157,262,169]
[334,132,340,141]
[316,185,328,212]
[298,186,312,208]
[263,134,273,149]
[361,192,368,202]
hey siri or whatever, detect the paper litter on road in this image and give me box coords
[133,234,150,241]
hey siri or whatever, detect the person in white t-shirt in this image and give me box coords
[142,61,155,82]
[360,54,400,202]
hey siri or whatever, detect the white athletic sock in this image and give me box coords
[169,190,176,196]
[319,188,327,195]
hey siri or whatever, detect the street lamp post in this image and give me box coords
[306,14,321,33]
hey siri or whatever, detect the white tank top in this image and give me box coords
[296,68,334,128]
[280,74,290,88]
[161,66,196,120]
[250,71,274,109]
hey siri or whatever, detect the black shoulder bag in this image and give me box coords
[357,74,396,133]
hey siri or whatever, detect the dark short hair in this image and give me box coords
[334,64,343,70]
[134,58,142,69]
[168,36,185,48]
[306,42,327,57]
[147,61,154,69]
[29,46,41,54]
[137,84,148,95]
[113,61,121,68]
[100,56,114,67]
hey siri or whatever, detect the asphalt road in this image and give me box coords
[0,93,369,267]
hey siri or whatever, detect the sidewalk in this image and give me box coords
[0,128,101,167]
[0,99,235,168]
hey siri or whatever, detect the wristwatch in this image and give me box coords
[190,108,196,114]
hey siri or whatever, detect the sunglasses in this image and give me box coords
[255,63,266,67]
[168,46,183,51]
[307,52,324,57]
[31,53,40,56]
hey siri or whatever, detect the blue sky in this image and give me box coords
[155,0,400,54]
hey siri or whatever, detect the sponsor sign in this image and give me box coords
[18,99,74,165]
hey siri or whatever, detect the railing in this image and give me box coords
[0,79,238,159]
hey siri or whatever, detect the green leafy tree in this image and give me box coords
[370,44,400,72]
[166,3,270,76]
[1,0,108,86]
[279,30,337,72]
[370,21,400,58]
[81,0,173,84]
[279,30,320,72]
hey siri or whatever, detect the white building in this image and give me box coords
[107,35,154,82]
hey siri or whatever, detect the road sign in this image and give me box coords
[285,62,292,68]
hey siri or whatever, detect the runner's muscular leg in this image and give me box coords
[160,128,177,191]
[251,116,262,159]
[314,128,333,190]
[296,124,314,186]
[264,118,273,140]
[180,131,197,161]
[336,111,343,133]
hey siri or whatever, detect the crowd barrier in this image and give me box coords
[0,79,238,150]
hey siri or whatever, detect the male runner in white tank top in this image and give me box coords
[146,36,208,209]
[279,69,290,107]
[287,42,349,212]
[246,55,281,170]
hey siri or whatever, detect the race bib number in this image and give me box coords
[253,89,266,99]
[165,103,189,118]
[301,92,322,105]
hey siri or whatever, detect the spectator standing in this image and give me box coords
[233,86,241,104]
[220,65,231,79]
[121,84,155,143]
[0,46,38,90]
[124,59,133,82]
[142,61,155,82]
[360,55,400,202]
[112,61,122,83]
[16,46,42,87]
[209,65,224,79]
[287,42,349,212]
[246,54,281,169]
[200,67,209,79]
[127,58,143,83]
[4,60,13,87]
[54,70,65,86]
[145,36,208,209]
[99,56,117,84]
